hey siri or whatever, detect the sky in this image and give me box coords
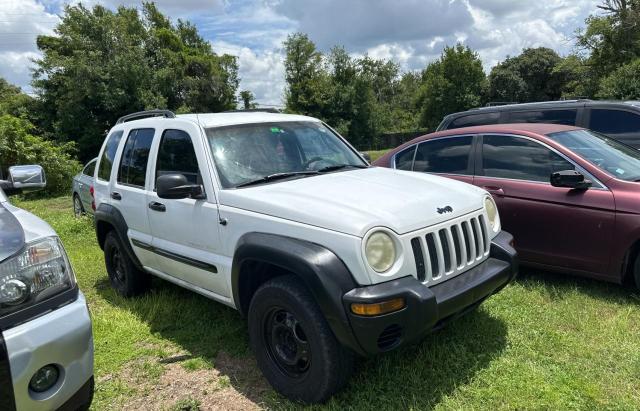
[0,0,601,107]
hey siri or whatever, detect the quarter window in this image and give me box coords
[509,109,577,126]
[413,136,473,175]
[156,129,200,185]
[589,109,640,134]
[449,112,500,129]
[481,135,574,182]
[394,145,416,170]
[97,131,123,181]
[82,160,96,176]
[118,128,154,188]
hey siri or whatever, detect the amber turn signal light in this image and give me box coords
[350,298,406,316]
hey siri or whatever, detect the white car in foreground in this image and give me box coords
[93,109,517,403]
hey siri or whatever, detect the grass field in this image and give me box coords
[364,150,389,162]
[15,196,640,410]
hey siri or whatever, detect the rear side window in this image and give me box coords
[509,110,577,126]
[118,128,154,188]
[97,131,124,181]
[589,109,640,134]
[481,135,574,182]
[413,136,473,175]
[82,160,96,176]
[394,145,416,170]
[449,112,500,129]
[156,129,200,185]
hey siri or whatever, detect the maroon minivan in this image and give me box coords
[374,123,640,287]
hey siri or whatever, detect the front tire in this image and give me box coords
[248,275,354,403]
[104,231,150,297]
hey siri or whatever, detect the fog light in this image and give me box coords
[351,298,406,316]
[29,365,59,393]
[0,278,28,306]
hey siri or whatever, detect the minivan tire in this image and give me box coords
[104,231,150,297]
[248,275,354,403]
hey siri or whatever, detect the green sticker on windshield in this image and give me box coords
[270,127,282,133]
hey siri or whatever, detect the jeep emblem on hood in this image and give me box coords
[437,206,453,214]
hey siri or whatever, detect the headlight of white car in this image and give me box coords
[365,231,397,273]
[484,196,501,234]
[0,237,75,315]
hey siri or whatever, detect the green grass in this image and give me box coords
[365,149,390,162]
[15,196,640,410]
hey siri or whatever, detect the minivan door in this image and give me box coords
[145,125,228,299]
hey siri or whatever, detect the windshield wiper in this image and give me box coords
[235,171,319,188]
[317,164,369,173]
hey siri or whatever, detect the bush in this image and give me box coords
[598,59,640,100]
[0,114,80,196]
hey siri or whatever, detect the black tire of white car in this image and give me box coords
[104,231,150,297]
[248,275,354,403]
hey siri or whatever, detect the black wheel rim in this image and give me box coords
[263,307,311,379]
[110,246,126,285]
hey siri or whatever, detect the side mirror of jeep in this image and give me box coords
[1,165,46,196]
[550,169,592,190]
[359,152,371,163]
[156,174,205,200]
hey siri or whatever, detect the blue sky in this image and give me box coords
[1,0,600,107]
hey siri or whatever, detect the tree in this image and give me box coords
[33,2,238,161]
[598,59,640,99]
[487,48,565,103]
[239,90,257,109]
[283,33,328,115]
[416,44,486,130]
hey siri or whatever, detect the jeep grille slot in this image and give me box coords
[409,211,490,286]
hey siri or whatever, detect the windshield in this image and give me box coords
[206,121,366,188]
[547,129,640,181]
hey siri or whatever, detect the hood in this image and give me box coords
[219,167,487,237]
[0,201,56,262]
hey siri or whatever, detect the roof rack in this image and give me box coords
[223,108,281,114]
[116,109,176,124]
[485,101,517,107]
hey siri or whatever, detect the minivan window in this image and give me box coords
[118,128,154,188]
[449,112,500,129]
[97,130,123,181]
[156,129,200,185]
[394,145,416,170]
[548,129,640,181]
[481,135,574,182]
[414,136,473,175]
[509,109,577,126]
[83,160,96,176]
[589,109,640,134]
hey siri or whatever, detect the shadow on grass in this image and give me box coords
[96,276,508,409]
[515,267,640,306]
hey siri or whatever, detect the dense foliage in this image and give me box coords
[33,2,238,161]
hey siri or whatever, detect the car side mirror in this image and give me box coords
[156,174,205,200]
[0,165,46,195]
[359,152,371,163]
[550,170,592,190]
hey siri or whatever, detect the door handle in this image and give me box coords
[482,186,504,196]
[148,201,166,212]
[111,191,122,200]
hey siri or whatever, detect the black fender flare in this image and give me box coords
[94,203,143,270]
[231,232,364,355]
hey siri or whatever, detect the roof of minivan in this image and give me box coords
[178,112,320,128]
[431,122,581,137]
[445,99,640,118]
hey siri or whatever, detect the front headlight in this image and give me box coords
[365,231,396,273]
[0,237,75,315]
[484,196,500,233]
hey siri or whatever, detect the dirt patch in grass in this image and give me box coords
[121,351,270,410]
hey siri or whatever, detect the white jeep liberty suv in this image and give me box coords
[93,109,517,403]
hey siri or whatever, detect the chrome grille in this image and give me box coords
[410,212,490,285]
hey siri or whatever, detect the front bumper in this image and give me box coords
[0,291,94,411]
[343,231,518,355]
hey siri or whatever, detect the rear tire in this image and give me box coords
[633,253,640,290]
[73,194,84,217]
[103,231,150,297]
[248,275,354,403]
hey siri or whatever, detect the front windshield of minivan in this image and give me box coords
[547,129,640,181]
[205,121,367,188]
